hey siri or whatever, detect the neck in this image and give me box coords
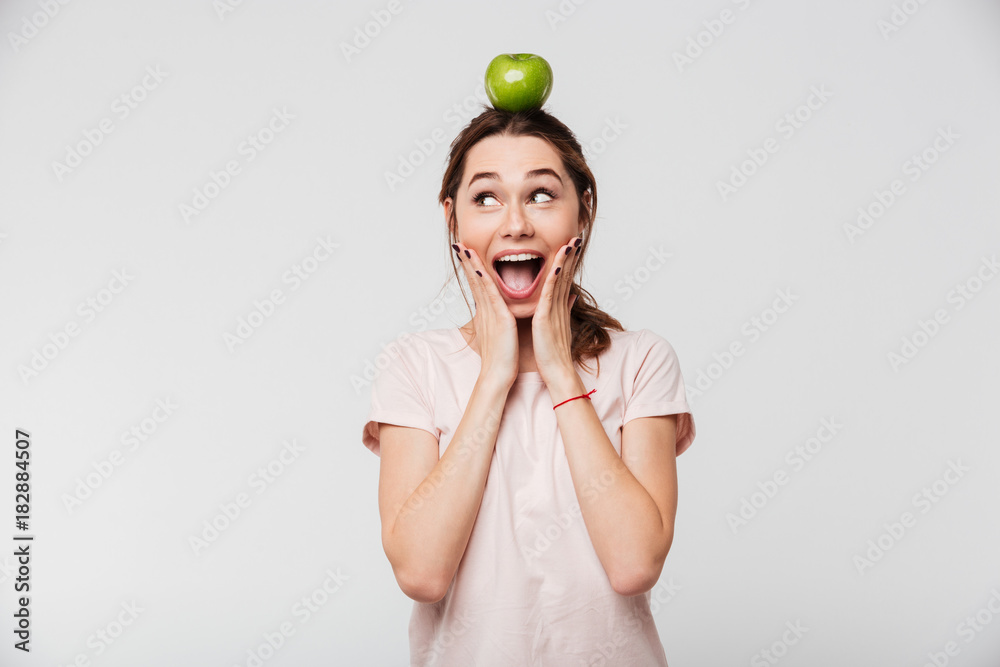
[515,317,536,373]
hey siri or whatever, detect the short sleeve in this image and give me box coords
[360,337,438,458]
[622,329,697,456]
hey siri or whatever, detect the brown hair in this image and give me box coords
[437,105,624,376]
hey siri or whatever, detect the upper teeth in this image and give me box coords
[497,253,540,262]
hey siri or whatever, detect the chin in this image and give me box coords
[507,301,537,320]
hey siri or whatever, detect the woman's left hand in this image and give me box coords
[532,235,583,387]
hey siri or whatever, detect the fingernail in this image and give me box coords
[555,266,561,275]
[465,249,471,259]
[565,247,572,256]
[575,246,581,255]
[457,254,462,262]
[452,244,460,253]
[574,238,581,247]
[475,270,482,276]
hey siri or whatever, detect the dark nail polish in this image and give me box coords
[475,270,482,277]
[575,246,581,255]
[574,238,581,247]
[452,244,460,253]
[565,247,572,256]
[465,249,471,259]
[555,266,561,275]
[457,254,462,262]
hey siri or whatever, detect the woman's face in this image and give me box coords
[445,134,588,319]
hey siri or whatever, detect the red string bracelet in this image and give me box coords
[553,388,596,410]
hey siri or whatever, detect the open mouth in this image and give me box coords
[493,254,545,298]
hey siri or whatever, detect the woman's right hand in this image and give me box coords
[453,242,519,391]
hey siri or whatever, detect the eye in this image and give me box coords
[531,188,556,204]
[472,187,557,207]
[472,191,500,206]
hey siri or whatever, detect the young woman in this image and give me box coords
[362,106,696,666]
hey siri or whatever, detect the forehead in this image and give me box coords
[462,134,566,184]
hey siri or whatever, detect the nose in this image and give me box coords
[500,201,533,238]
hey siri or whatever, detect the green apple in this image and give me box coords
[484,53,553,112]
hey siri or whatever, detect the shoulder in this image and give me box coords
[635,328,679,354]
[604,328,678,360]
[383,328,445,353]
[579,328,670,382]
[374,328,465,373]
[606,329,685,386]
[382,327,462,355]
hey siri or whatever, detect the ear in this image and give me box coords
[579,190,592,236]
[444,197,454,236]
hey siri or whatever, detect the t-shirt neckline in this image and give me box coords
[450,327,545,384]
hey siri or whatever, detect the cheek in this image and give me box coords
[550,200,579,226]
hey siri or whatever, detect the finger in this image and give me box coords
[538,239,574,314]
[452,241,475,283]
[563,235,584,291]
[555,237,584,320]
[456,243,509,314]
[567,235,582,272]
[453,242,489,314]
[555,236,580,300]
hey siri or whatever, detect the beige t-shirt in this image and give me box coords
[362,326,696,666]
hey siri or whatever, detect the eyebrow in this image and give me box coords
[467,168,563,189]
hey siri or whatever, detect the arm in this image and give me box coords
[548,371,679,597]
[378,375,510,604]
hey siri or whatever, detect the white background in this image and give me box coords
[1,0,999,665]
